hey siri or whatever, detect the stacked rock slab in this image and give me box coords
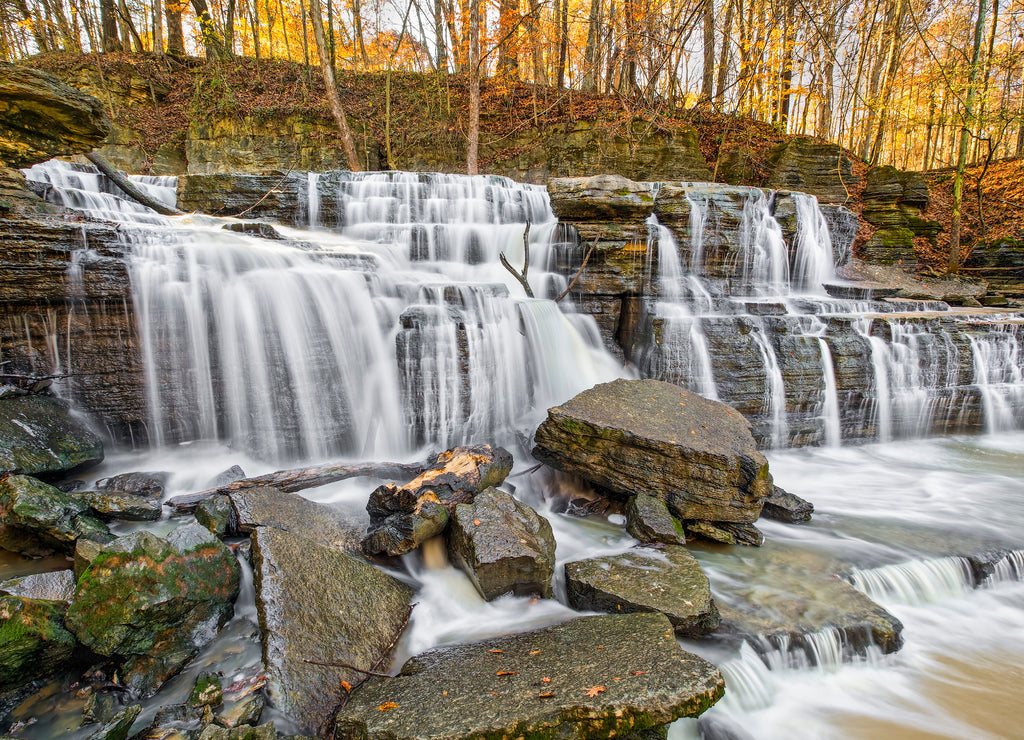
[334,612,724,740]
[533,378,772,527]
[860,165,942,265]
[546,175,656,360]
[764,137,860,206]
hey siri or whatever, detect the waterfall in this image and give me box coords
[817,336,841,446]
[751,324,788,448]
[969,328,1024,433]
[790,192,835,292]
[848,557,976,604]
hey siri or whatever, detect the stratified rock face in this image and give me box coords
[764,137,860,205]
[565,546,720,637]
[448,488,556,600]
[626,493,686,546]
[533,379,772,524]
[0,474,111,556]
[177,172,308,223]
[0,62,110,168]
[967,237,1024,298]
[65,524,241,694]
[334,612,724,740]
[0,593,77,689]
[547,175,655,221]
[250,526,414,735]
[0,396,103,477]
[860,165,941,264]
[229,486,363,553]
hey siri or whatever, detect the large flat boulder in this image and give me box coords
[0,61,110,168]
[547,175,655,221]
[334,612,724,740]
[565,546,720,637]
[229,485,362,552]
[533,379,772,524]
[250,526,414,735]
[0,396,104,477]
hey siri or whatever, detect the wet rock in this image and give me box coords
[0,474,112,556]
[209,465,246,488]
[81,690,121,724]
[0,396,104,477]
[85,703,141,740]
[221,222,285,240]
[196,495,236,537]
[133,703,205,739]
[65,524,241,696]
[96,471,166,499]
[0,569,75,602]
[547,175,655,221]
[685,521,764,547]
[0,61,111,168]
[760,486,814,523]
[70,490,162,521]
[836,258,987,303]
[74,538,102,577]
[250,526,413,735]
[0,593,77,689]
[447,488,556,600]
[216,693,264,729]
[188,673,223,709]
[334,612,724,740]
[626,493,686,546]
[198,723,276,740]
[229,486,361,552]
[565,546,720,637]
[363,445,514,557]
[764,137,859,205]
[533,379,772,524]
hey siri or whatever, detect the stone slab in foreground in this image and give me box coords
[533,379,772,523]
[334,612,724,740]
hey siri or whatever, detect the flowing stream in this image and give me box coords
[15,161,1024,739]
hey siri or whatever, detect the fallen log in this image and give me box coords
[84,151,183,216]
[166,460,429,512]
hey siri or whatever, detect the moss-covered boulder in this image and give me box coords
[626,493,686,546]
[0,61,110,168]
[69,489,162,521]
[0,396,104,478]
[196,494,235,537]
[448,488,556,600]
[65,524,241,695]
[0,593,77,689]
[860,165,942,264]
[565,546,720,637]
[0,474,111,556]
[250,526,414,735]
[334,612,724,740]
[533,379,772,524]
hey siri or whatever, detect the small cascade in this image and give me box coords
[790,192,835,292]
[969,327,1024,433]
[848,556,976,604]
[816,336,842,446]
[985,550,1024,586]
[738,189,789,294]
[306,172,321,228]
[750,324,789,447]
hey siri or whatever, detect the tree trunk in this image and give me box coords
[224,0,235,53]
[309,0,360,170]
[868,0,907,165]
[434,0,447,70]
[497,0,518,78]
[85,152,183,215]
[714,0,733,105]
[191,0,230,59]
[467,0,480,174]
[153,0,164,54]
[99,0,121,51]
[700,0,714,102]
[949,0,989,273]
[165,0,183,54]
[353,0,368,67]
[582,0,601,89]
[557,0,568,88]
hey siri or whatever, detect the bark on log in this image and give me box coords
[85,151,182,216]
[166,460,429,512]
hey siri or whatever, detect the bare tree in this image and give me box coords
[309,0,360,170]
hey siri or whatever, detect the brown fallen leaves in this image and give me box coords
[377,702,398,711]
[583,686,606,698]
[496,670,518,676]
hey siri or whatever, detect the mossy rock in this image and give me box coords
[0,475,111,556]
[0,594,76,689]
[0,396,104,478]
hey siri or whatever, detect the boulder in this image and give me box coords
[196,494,236,537]
[860,165,942,264]
[0,569,75,602]
[222,222,285,240]
[188,673,223,709]
[533,379,772,524]
[198,723,277,740]
[760,486,814,523]
[229,486,361,552]
[250,526,414,735]
[0,593,77,689]
[95,471,166,499]
[0,474,111,556]
[0,61,110,168]
[447,488,556,600]
[764,137,859,205]
[0,396,104,477]
[334,612,724,740]
[685,521,764,547]
[625,493,686,546]
[85,703,142,740]
[364,445,514,557]
[565,546,720,637]
[69,490,162,521]
[65,524,241,695]
[547,175,655,221]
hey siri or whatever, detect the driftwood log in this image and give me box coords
[166,460,429,512]
[84,151,183,216]
[362,444,514,557]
